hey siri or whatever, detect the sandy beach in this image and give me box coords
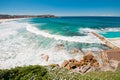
[0,18,24,23]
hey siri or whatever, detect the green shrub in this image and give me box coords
[0,65,49,80]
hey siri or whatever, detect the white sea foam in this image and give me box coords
[79,27,120,34]
[102,28,120,32]
[0,33,83,69]
[0,21,83,69]
[79,28,99,33]
[0,21,26,39]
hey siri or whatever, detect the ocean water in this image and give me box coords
[0,17,120,69]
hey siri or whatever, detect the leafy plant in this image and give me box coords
[0,65,49,80]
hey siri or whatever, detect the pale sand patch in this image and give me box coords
[108,38,120,48]
[0,18,25,23]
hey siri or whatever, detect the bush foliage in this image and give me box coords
[0,65,120,80]
[0,65,49,80]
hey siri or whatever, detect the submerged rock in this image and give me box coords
[70,48,80,54]
[55,44,65,51]
[41,54,49,61]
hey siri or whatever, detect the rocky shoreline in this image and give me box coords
[61,51,99,74]
[60,50,120,74]
[41,48,120,74]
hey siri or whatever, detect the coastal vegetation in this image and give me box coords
[0,65,49,80]
[0,65,120,80]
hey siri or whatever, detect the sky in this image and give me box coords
[0,0,120,16]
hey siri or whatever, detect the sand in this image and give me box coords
[0,18,25,23]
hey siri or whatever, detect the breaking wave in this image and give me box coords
[26,23,103,44]
[79,27,120,34]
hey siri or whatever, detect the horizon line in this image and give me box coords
[0,14,120,17]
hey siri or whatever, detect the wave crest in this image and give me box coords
[26,23,103,44]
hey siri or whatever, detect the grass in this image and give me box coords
[46,66,120,80]
[0,65,120,80]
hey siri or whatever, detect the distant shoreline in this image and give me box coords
[0,18,24,23]
[0,14,56,19]
[0,14,56,23]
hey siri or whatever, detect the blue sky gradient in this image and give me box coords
[0,0,120,16]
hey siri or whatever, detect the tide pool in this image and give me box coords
[100,32,120,38]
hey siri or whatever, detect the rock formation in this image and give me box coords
[61,51,100,73]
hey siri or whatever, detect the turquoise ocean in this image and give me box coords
[0,17,120,69]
